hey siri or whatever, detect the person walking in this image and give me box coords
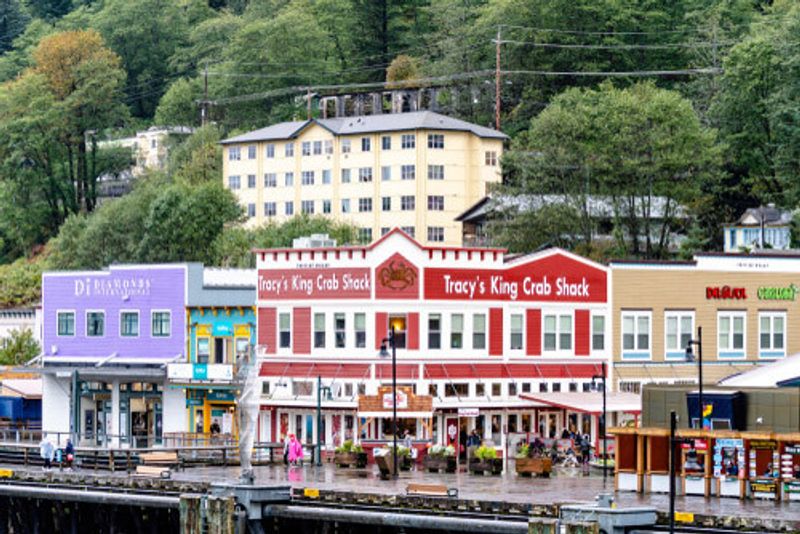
[282,434,291,465]
[65,439,75,471]
[39,438,54,471]
[287,434,303,466]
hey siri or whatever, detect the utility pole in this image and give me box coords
[201,61,209,126]
[307,87,312,120]
[494,25,502,131]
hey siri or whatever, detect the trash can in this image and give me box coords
[374,448,396,479]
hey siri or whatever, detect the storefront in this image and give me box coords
[255,229,612,455]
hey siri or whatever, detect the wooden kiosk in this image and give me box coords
[742,432,780,500]
[677,429,713,497]
[711,431,746,498]
[610,426,641,492]
[778,433,800,501]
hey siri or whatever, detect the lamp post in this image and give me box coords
[685,327,703,429]
[379,326,398,479]
[669,410,677,534]
[316,376,332,466]
[591,361,608,483]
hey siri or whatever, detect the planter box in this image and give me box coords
[334,451,367,468]
[469,458,502,475]
[423,456,456,473]
[515,457,552,477]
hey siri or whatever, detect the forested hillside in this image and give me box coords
[0,0,798,305]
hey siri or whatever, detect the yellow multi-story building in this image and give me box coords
[220,111,506,245]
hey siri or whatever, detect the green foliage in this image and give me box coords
[335,439,364,454]
[0,328,40,366]
[516,444,530,459]
[474,445,497,461]
[0,0,29,54]
[427,444,455,458]
[155,78,202,128]
[0,254,48,308]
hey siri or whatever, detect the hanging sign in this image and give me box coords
[758,284,798,301]
[382,390,408,409]
[458,408,479,418]
[706,286,747,300]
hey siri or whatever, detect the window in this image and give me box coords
[361,137,371,151]
[324,140,333,155]
[446,383,468,398]
[86,311,104,337]
[301,171,314,185]
[389,315,407,348]
[622,312,651,358]
[344,383,353,397]
[284,172,294,186]
[322,200,331,214]
[358,167,373,182]
[427,227,444,242]
[522,383,531,393]
[451,314,463,349]
[401,134,415,149]
[381,166,391,181]
[314,313,325,348]
[759,313,785,357]
[152,311,171,337]
[553,383,562,393]
[322,169,332,184]
[247,203,256,217]
[228,146,241,161]
[508,383,517,396]
[341,169,351,183]
[245,174,255,188]
[228,175,241,189]
[262,382,271,395]
[429,383,439,397]
[341,139,351,154]
[539,383,548,393]
[264,173,277,187]
[510,314,523,350]
[718,312,746,358]
[341,199,350,213]
[279,313,291,348]
[264,202,276,217]
[381,227,390,236]
[302,142,311,156]
[265,144,275,158]
[592,315,605,351]
[313,140,322,155]
[301,200,314,214]
[476,383,485,397]
[121,311,139,337]
[57,311,75,336]
[382,136,391,150]
[569,382,578,393]
[382,197,391,211]
[401,195,415,211]
[544,314,572,351]
[427,195,444,211]
[473,314,486,349]
[665,312,694,358]
[401,164,415,180]
[358,198,372,212]
[285,142,294,157]
[197,338,210,363]
[401,226,415,238]
[491,383,501,397]
[354,313,366,348]
[359,228,372,242]
[285,201,294,215]
[485,151,497,166]
[428,134,444,149]
[428,314,441,349]
[292,381,313,396]
[247,145,256,159]
[428,165,444,180]
[335,313,346,348]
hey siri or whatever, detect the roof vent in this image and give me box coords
[293,234,337,249]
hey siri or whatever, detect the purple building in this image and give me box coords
[41,265,188,447]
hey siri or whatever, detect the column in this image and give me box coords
[500,412,508,474]
[110,381,120,447]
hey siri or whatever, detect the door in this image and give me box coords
[445,417,458,449]
[259,411,271,442]
[214,338,225,364]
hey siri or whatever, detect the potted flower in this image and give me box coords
[334,440,368,468]
[390,445,413,471]
[423,445,457,473]
[469,445,502,475]
[515,443,552,477]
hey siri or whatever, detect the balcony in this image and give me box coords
[167,362,234,384]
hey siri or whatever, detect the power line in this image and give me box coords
[502,67,722,77]
[498,40,731,50]
[498,24,708,36]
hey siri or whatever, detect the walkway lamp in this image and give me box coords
[378,326,398,479]
[316,376,332,466]
[685,327,703,429]
[591,361,608,483]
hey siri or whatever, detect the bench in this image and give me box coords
[139,452,182,470]
[406,483,458,498]
[133,465,171,479]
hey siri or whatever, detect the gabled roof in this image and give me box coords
[719,353,800,388]
[731,206,792,227]
[221,111,507,145]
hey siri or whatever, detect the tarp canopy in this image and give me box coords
[719,352,800,388]
[518,392,641,415]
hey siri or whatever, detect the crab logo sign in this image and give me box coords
[382,390,408,409]
[375,253,419,299]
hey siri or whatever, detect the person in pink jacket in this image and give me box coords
[287,434,303,466]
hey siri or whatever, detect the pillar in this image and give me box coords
[110,381,121,447]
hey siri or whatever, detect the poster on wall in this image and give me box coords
[713,438,744,479]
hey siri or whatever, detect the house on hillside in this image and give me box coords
[723,205,793,252]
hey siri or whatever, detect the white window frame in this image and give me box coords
[758,311,785,359]
[664,311,694,360]
[591,314,605,352]
[621,311,651,360]
[542,312,573,354]
[151,310,172,338]
[510,313,523,351]
[56,309,76,337]
[279,312,292,349]
[119,310,140,338]
[85,309,105,338]
[717,311,746,360]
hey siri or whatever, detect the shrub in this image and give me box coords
[428,444,456,458]
[336,440,363,454]
[515,444,530,459]
[475,445,497,461]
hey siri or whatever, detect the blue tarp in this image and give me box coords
[0,396,41,422]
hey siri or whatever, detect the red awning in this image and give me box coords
[259,362,370,379]
[423,362,602,380]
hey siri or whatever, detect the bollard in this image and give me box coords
[528,517,558,534]
[563,522,599,534]
[207,495,235,534]
[179,494,202,534]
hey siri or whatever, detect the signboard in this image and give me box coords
[208,391,235,402]
[186,398,203,407]
[750,479,778,494]
[458,408,479,418]
[784,481,800,494]
[681,439,708,450]
[258,268,371,300]
[758,284,797,301]
[705,286,747,300]
[713,438,744,478]
[375,254,419,299]
[424,252,606,303]
[167,363,233,382]
[73,276,152,298]
[382,390,408,410]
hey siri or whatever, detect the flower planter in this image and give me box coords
[400,456,413,471]
[423,456,457,473]
[469,458,503,475]
[515,457,552,477]
[334,451,367,468]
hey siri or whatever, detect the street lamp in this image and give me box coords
[591,361,608,483]
[316,376,333,466]
[378,326,398,479]
[685,327,703,429]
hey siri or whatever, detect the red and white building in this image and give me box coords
[254,230,634,455]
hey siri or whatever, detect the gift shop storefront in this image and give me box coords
[255,229,616,457]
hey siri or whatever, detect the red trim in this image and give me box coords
[489,308,503,356]
[259,362,370,378]
[258,307,276,353]
[375,312,388,350]
[375,364,419,380]
[407,312,419,350]
[575,310,590,356]
[293,308,311,354]
[526,309,541,356]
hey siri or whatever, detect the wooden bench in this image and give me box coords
[406,483,458,498]
[133,465,171,479]
[139,451,182,470]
